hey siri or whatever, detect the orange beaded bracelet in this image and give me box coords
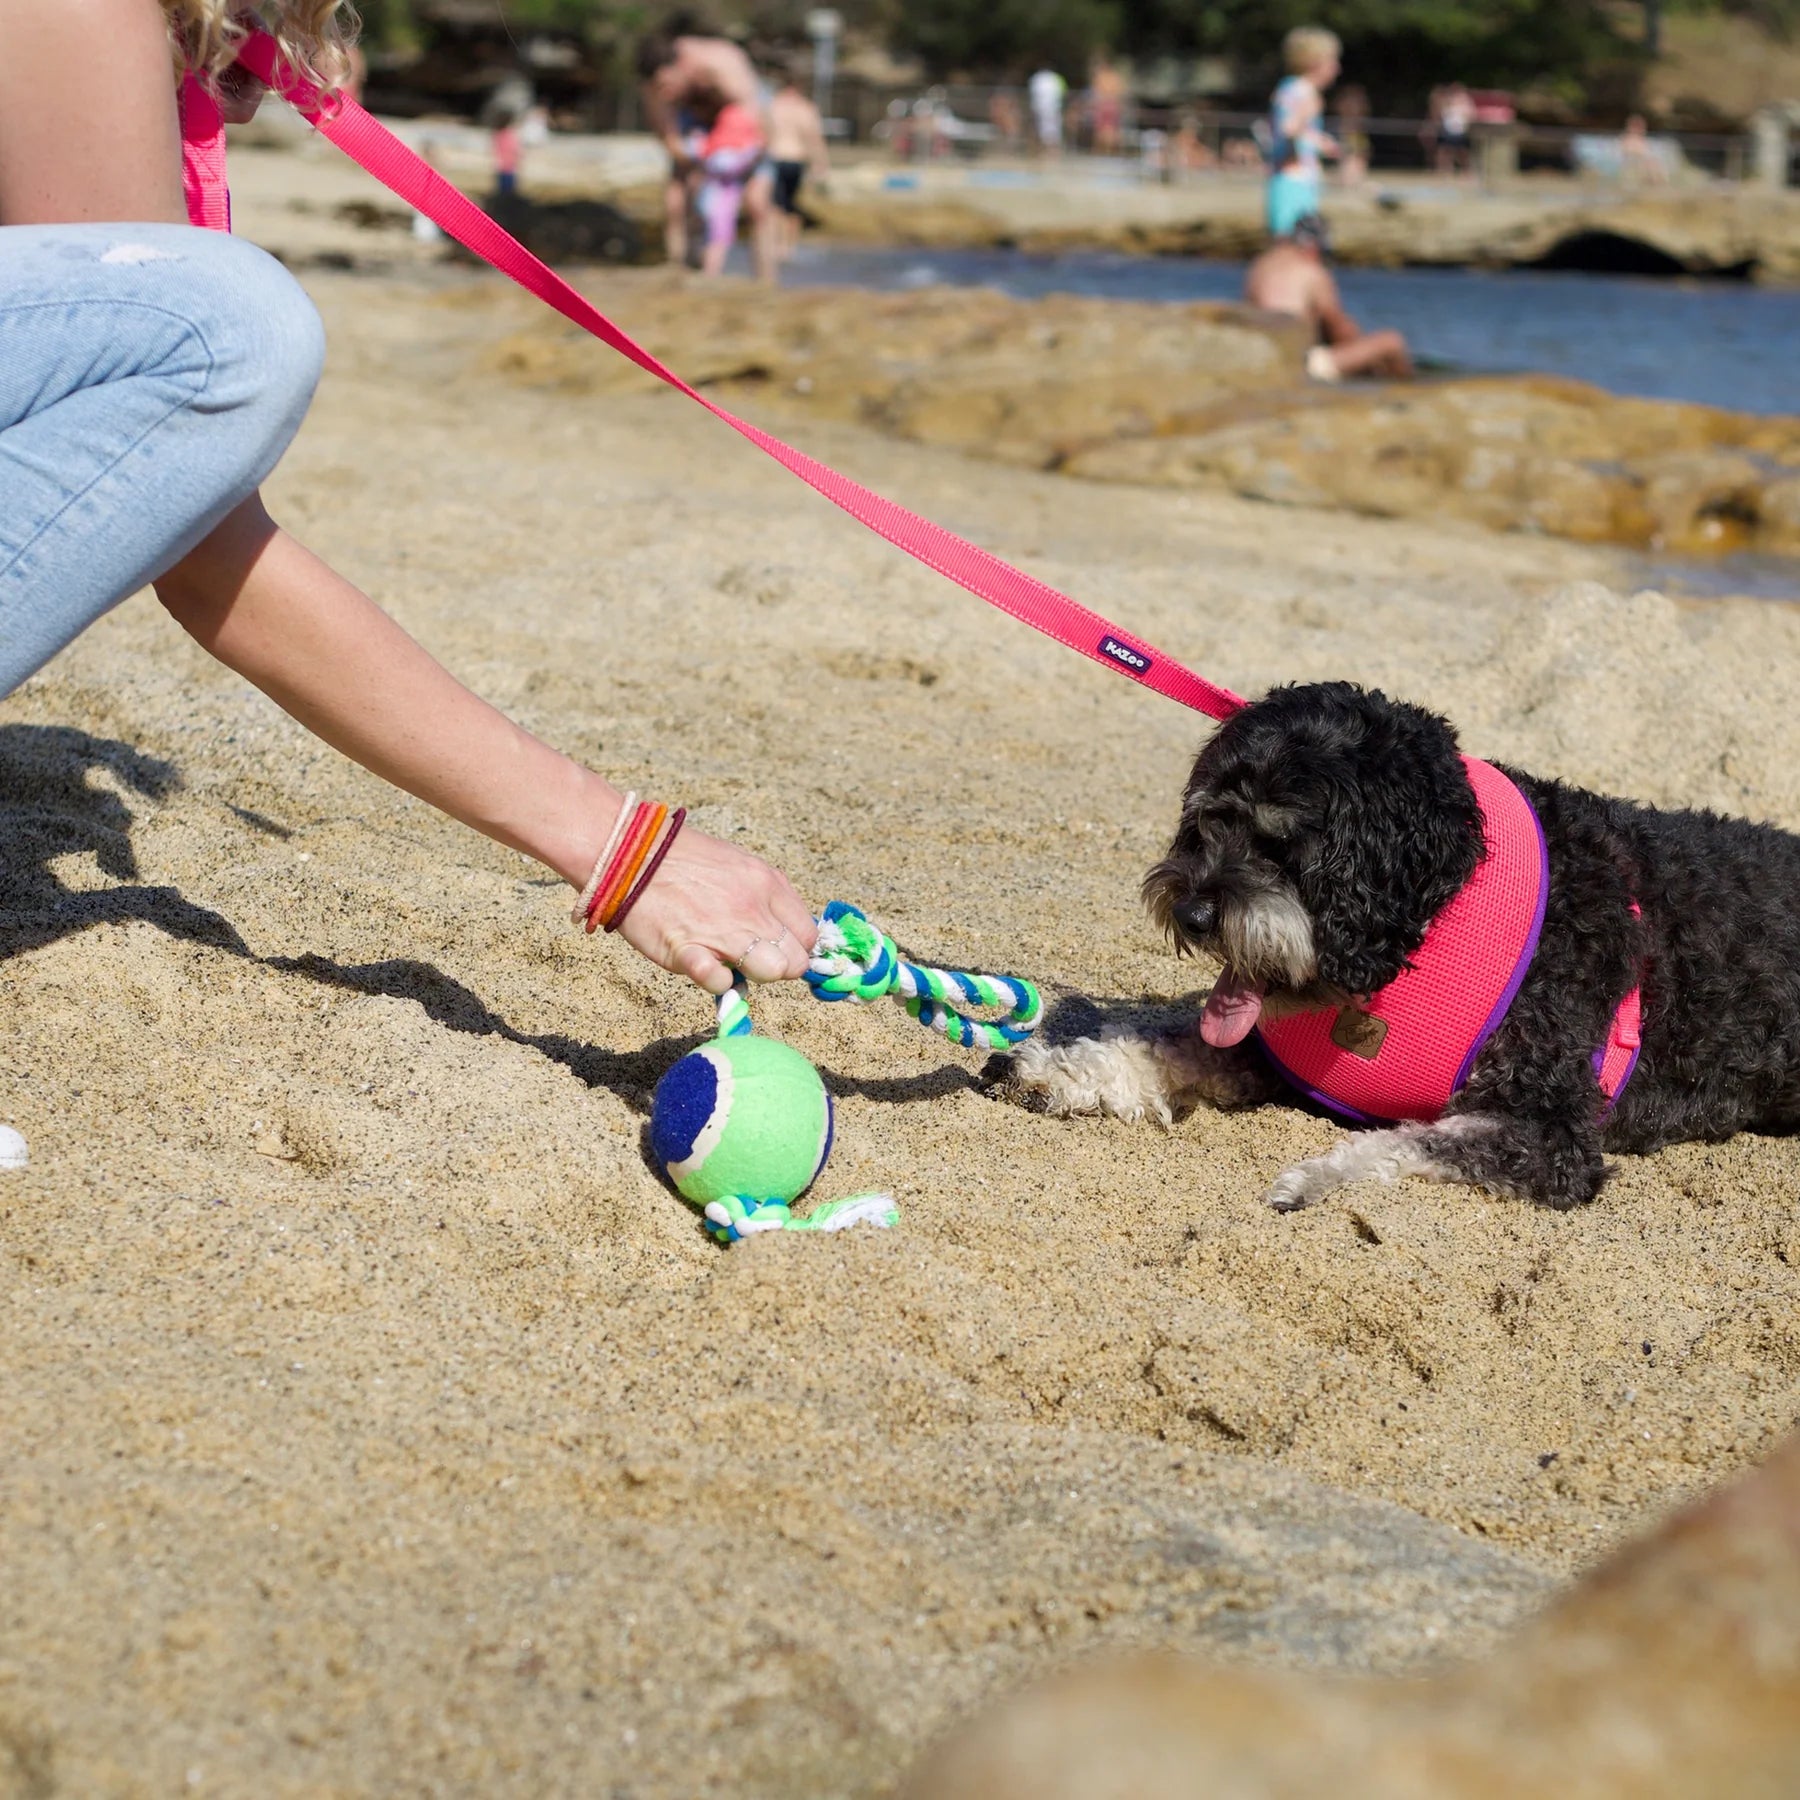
[607,807,686,934]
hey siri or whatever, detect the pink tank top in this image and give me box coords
[1257,758,1642,1123]
[180,75,231,231]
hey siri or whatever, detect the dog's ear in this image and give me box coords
[1298,699,1482,997]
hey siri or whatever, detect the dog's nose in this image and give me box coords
[1173,896,1218,939]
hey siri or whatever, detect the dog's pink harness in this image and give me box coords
[180,47,1644,1127]
[1258,758,1642,1123]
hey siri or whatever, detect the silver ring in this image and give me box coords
[737,937,764,964]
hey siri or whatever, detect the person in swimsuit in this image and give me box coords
[1242,214,1413,381]
[1265,27,1340,240]
[1089,55,1127,155]
[0,0,819,1164]
[1435,82,1474,176]
[765,62,829,268]
[1335,83,1370,187]
[637,25,775,281]
[688,87,766,277]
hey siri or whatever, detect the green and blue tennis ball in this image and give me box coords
[650,1035,834,1210]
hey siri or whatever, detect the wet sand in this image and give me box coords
[4,169,1800,1795]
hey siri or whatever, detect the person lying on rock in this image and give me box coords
[0,0,818,1169]
[1243,214,1413,382]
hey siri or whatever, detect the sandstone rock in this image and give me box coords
[490,274,1800,559]
[804,174,1800,283]
[907,1431,1800,1800]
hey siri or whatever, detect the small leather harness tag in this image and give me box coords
[1330,1005,1389,1060]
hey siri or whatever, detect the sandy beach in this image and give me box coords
[4,154,1800,1796]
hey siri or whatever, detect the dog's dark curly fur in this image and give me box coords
[1009,681,1800,1211]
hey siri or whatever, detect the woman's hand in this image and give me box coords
[617,827,818,995]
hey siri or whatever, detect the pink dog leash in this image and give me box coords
[198,33,1246,725]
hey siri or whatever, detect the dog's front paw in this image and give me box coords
[998,1035,1172,1124]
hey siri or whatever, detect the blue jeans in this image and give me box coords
[0,222,325,697]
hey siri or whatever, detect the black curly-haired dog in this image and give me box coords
[1007,680,1800,1211]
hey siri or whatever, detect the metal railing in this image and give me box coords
[850,84,1787,186]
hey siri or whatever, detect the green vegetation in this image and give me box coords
[356,0,1655,110]
[887,0,1123,78]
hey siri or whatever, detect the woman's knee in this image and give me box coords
[190,237,326,470]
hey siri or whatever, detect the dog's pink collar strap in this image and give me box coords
[1257,760,1641,1125]
[179,34,1247,726]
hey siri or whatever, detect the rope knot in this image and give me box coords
[805,901,901,1005]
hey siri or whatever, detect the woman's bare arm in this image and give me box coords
[155,501,817,989]
[1,0,818,991]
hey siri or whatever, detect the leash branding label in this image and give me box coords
[1099,636,1153,677]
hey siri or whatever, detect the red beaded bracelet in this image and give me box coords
[587,801,666,933]
[585,803,653,932]
[607,808,687,934]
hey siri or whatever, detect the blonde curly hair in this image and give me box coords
[161,1,360,91]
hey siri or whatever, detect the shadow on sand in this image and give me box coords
[0,725,998,1119]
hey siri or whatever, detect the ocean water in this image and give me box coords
[778,244,1800,418]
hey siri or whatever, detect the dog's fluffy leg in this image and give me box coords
[1006,1025,1278,1125]
[1267,1106,1611,1212]
[1266,1114,1505,1212]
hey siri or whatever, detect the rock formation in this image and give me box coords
[907,1431,1800,1800]
[492,274,1800,557]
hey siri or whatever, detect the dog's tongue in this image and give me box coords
[1201,969,1265,1047]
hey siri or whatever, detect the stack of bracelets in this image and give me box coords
[571,792,688,935]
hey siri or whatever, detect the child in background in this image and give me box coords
[695,94,766,277]
[1265,26,1341,239]
[491,108,522,200]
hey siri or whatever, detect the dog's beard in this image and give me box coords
[1145,859,1322,1046]
[1218,887,1318,986]
[1205,889,1321,1044]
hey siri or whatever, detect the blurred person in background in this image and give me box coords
[1432,81,1475,176]
[1089,54,1127,155]
[1028,65,1067,158]
[1266,26,1340,238]
[490,104,522,199]
[1244,214,1413,381]
[1620,113,1670,186]
[988,85,1023,151]
[1335,84,1370,186]
[637,23,776,279]
[766,57,830,269]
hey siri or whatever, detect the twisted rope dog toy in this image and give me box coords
[800,901,1043,1049]
[651,904,1042,1244]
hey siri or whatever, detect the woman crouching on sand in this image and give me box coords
[0,0,818,1165]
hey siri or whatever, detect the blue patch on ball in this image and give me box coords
[649,1049,720,1169]
[813,1089,835,1191]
